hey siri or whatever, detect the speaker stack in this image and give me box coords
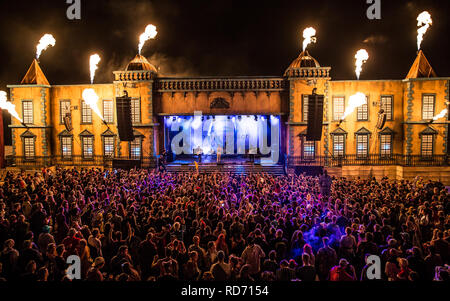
[306,89,325,141]
[115,91,135,141]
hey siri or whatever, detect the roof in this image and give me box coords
[285,50,321,72]
[21,59,50,85]
[331,127,348,135]
[355,127,372,135]
[405,50,437,79]
[419,126,438,136]
[125,54,158,72]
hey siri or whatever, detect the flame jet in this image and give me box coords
[432,109,447,121]
[0,91,23,123]
[138,24,158,55]
[417,11,432,50]
[355,49,369,80]
[82,89,103,121]
[36,34,56,60]
[342,92,367,121]
[89,54,101,84]
[302,27,316,52]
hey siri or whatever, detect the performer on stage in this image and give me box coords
[160,149,167,172]
[216,145,222,163]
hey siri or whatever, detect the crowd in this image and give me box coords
[0,168,448,281]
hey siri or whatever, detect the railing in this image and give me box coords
[287,154,450,167]
[6,156,158,169]
[155,77,288,92]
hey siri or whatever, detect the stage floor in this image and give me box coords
[169,155,255,166]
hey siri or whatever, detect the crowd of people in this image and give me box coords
[0,168,448,281]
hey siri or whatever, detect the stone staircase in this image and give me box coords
[166,163,286,176]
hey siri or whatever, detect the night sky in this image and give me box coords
[0,0,449,88]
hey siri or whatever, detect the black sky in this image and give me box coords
[0,0,449,89]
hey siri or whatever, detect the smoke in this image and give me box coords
[433,108,447,121]
[342,92,367,120]
[147,53,197,77]
[355,49,369,80]
[89,54,101,84]
[417,11,432,50]
[363,35,388,45]
[138,24,158,55]
[302,27,317,52]
[36,34,56,60]
[0,90,22,123]
[82,88,103,121]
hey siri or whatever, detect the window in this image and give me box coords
[381,96,393,120]
[103,136,115,157]
[131,98,141,124]
[333,96,344,121]
[333,135,345,156]
[61,136,72,159]
[82,136,94,159]
[302,95,309,122]
[422,95,435,120]
[357,98,369,121]
[22,101,33,124]
[302,137,315,159]
[356,134,369,158]
[103,100,114,123]
[380,134,392,158]
[130,137,142,159]
[421,134,433,157]
[60,100,71,124]
[24,137,35,159]
[81,101,92,124]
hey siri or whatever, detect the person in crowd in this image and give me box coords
[0,169,447,282]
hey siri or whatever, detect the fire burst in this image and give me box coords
[82,89,103,121]
[433,109,447,121]
[355,49,369,80]
[138,24,158,55]
[89,54,101,84]
[417,11,432,50]
[342,92,367,120]
[302,27,316,52]
[0,91,22,123]
[36,34,56,60]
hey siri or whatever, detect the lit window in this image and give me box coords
[333,96,344,121]
[131,98,141,124]
[103,100,114,123]
[303,95,309,122]
[333,134,345,156]
[422,95,435,120]
[61,136,72,159]
[24,137,35,159]
[130,137,142,159]
[82,136,94,159]
[356,134,369,158]
[103,136,115,157]
[381,96,393,120]
[380,134,392,158]
[421,134,433,157]
[22,101,33,124]
[81,101,92,123]
[302,137,315,159]
[357,97,369,121]
[60,100,71,124]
